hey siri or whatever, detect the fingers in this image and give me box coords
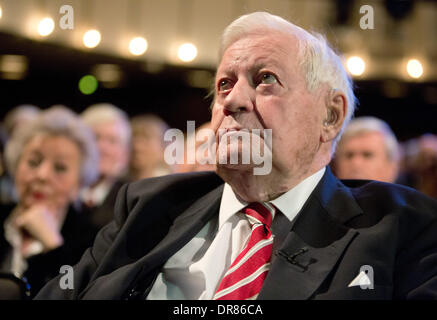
[13,205,64,251]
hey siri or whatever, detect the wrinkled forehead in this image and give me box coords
[217,31,301,73]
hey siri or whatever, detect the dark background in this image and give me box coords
[0,31,436,141]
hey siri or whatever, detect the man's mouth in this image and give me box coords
[218,127,265,143]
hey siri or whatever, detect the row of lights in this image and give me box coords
[81,28,198,62]
[0,6,428,73]
[0,8,198,62]
[52,22,197,62]
[33,17,428,77]
[347,56,424,79]
[81,30,196,62]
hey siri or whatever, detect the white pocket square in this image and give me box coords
[348,270,372,287]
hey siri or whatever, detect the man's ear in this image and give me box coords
[321,89,347,143]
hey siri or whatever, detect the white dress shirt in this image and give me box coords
[80,179,113,207]
[147,167,325,300]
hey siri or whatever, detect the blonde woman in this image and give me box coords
[0,106,99,298]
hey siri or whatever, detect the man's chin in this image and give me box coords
[215,152,273,176]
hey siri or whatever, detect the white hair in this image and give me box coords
[339,116,400,162]
[218,12,356,149]
[131,114,170,148]
[5,106,100,187]
[81,103,132,147]
[3,104,41,136]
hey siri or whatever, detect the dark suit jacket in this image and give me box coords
[35,168,437,299]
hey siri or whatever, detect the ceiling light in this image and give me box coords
[406,59,423,79]
[83,29,101,48]
[346,56,365,76]
[37,17,55,37]
[177,43,197,62]
[129,37,148,56]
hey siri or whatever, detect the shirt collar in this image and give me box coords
[270,167,325,222]
[218,167,326,228]
[80,178,113,206]
[218,183,247,229]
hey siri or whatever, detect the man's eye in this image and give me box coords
[344,152,354,160]
[260,73,277,85]
[363,152,374,159]
[218,79,232,92]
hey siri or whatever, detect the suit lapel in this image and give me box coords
[259,167,363,300]
[80,183,224,299]
[136,183,224,272]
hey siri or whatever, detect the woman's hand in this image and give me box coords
[14,204,64,252]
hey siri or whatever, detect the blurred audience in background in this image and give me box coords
[0,105,41,205]
[0,124,13,205]
[333,116,400,183]
[401,134,437,199]
[129,114,172,181]
[3,105,41,140]
[80,103,131,230]
[0,106,99,299]
[0,101,435,299]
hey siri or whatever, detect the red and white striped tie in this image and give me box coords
[213,202,276,300]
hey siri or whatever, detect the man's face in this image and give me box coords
[93,120,129,179]
[131,124,164,170]
[211,32,325,181]
[335,131,398,183]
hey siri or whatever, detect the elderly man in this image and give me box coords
[36,12,437,300]
[333,116,400,183]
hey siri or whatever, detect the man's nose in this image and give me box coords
[350,155,365,168]
[223,79,254,116]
